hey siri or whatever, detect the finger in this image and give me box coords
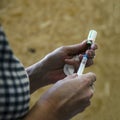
[86,50,95,59]
[87,85,95,101]
[65,55,80,64]
[86,59,94,67]
[87,72,96,83]
[83,72,96,86]
[83,83,95,100]
[66,40,89,55]
[65,59,81,73]
[64,73,78,79]
[78,100,91,113]
[91,43,98,50]
[64,56,81,72]
[65,58,80,68]
[90,84,95,92]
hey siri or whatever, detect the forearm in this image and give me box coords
[26,58,49,94]
[24,101,58,120]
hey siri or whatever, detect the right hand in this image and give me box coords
[25,72,96,120]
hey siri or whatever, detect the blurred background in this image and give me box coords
[0,0,120,120]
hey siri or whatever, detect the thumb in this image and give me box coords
[82,72,96,86]
[64,73,78,80]
[66,40,88,55]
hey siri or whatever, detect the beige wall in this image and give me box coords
[0,0,120,120]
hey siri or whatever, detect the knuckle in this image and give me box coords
[59,46,66,50]
[85,100,91,107]
[87,59,94,65]
[88,89,94,98]
[88,72,96,82]
[85,89,94,100]
[84,78,90,85]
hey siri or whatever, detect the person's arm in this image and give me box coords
[24,72,96,120]
[26,58,50,93]
[26,41,98,94]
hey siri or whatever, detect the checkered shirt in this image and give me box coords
[0,25,30,120]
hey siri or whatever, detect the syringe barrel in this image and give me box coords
[77,55,88,75]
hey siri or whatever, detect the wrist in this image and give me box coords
[25,99,59,120]
[26,58,49,93]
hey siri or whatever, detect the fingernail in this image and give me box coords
[91,44,98,50]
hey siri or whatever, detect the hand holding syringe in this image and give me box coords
[63,30,97,76]
[77,30,97,75]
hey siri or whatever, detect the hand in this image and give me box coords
[26,40,97,93]
[25,72,96,120]
[41,40,97,83]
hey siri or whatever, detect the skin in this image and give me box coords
[26,40,97,93]
[0,24,98,119]
[25,73,96,120]
[25,40,98,119]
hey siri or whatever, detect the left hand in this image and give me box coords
[41,40,98,83]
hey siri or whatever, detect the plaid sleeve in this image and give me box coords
[0,26,30,120]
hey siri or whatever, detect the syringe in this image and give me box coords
[77,54,88,75]
[77,30,97,75]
